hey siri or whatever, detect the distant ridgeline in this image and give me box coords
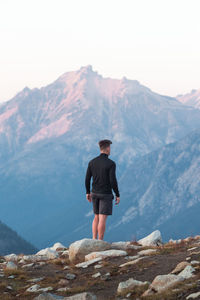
[0,220,38,255]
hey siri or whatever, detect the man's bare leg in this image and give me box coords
[92,214,99,239]
[98,214,108,240]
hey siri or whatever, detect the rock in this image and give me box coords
[34,293,64,299]
[178,265,196,279]
[50,242,66,251]
[119,257,144,268]
[22,263,34,268]
[58,279,69,286]
[66,273,76,280]
[186,292,200,299]
[111,241,141,250]
[6,261,18,270]
[186,257,191,261]
[36,248,59,259]
[191,260,200,266]
[28,277,45,283]
[171,261,190,274]
[92,272,101,278]
[101,272,111,281]
[63,292,97,299]
[27,284,41,292]
[22,255,49,262]
[39,287,53,292]
[57,287,70,292]
[69,238,111,263]
[4,254,19,262]
[94,264,102,269]
[138,249,158,256]
[85,249,127,261]
[142,274,184,296]
[187,247,198,251]
[75,257,102,268]
[61,250,69,256]
[63,266,70,270]
[138,230,162,246]
[117,278,149,295]
[124,255,140,260]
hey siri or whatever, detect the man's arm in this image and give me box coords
[85,162,92,195]
[109,162,120,198]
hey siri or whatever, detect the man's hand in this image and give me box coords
[115,196,120,205]
[86,193,92,202]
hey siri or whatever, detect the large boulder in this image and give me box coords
[138,230,162,246]
[69,239,111,263]
[142,274,184,296]
[117,278,149,295]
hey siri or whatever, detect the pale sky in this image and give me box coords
[0,0,200,103]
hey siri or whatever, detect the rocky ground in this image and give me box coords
[0,231,200,300]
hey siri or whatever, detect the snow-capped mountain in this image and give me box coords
[1,65,200,248]
[176,88,200,109]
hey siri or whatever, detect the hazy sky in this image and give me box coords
[1,0,200,103]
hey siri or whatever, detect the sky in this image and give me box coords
[0,0,200,103]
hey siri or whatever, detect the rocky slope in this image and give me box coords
[1,66,200,248]
[177,89,200,109]
[0,220,37,255]
[0,231,200,299]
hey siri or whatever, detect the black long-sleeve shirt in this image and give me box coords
[85,153,120,197]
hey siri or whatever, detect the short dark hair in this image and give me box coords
[98,139,112,150]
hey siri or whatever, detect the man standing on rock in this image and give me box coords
[85,139,120,240]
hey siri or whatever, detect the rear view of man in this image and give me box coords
[85,139,120,240]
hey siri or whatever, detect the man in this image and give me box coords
[85,139,120,240]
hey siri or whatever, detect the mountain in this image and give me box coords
[0,220,37,255]
[176,88,200,109]
[106,128,200,242]
[1,65,200,248]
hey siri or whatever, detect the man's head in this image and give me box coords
[98,139,112,155]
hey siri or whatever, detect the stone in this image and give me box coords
[187,247,198,251]
[22,255,49,262]
[58,279,69,286]
[138,230,162,246]
[6,261,17,270]
[39,287,53,292]
[171,261,190,274]
[36,248,59,259]
[27,284,41,292]
[69,238,111,263]
[117,278,149,295]
[75,257,102,268]
[178,265,196,279]
[85,249,127,261]
[94,264,102,269]
[143,274,184,295]
[124,255,140,260]
[28,277,45,283]
[186,257,191,261]
[111,241,141,250]
[34,293,64,299]
[92,272,101,278]
[63,292,97,299]
[191,260,200,266]
[22,263,34,268]
[101,272,111,281]
[66,273,76,280]
[4,253,19,262]
[138,249,158,256]
[119,257,144,267]
[50,242,66,251]
[186,292,200,299]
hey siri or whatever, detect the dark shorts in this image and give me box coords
[91,192,114,215]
